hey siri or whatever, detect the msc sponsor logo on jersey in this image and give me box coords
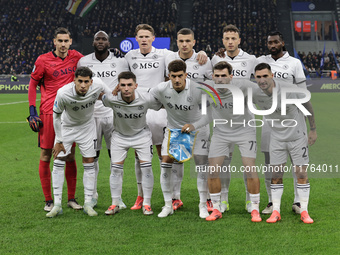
[187,72,200,79]
[94,70,117,78]
[132,62,160,69]
[117,112,145,119]
[273,72,289,79]
[72,99,97,111]
[231,69,247,77]
[213,102,233,109]
[174,104,194,111]
[53,67,77,77]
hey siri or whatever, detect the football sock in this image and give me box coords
[249,193,260,212]
[160,163,172,205]
[297,183,310,212]
[210,192,221,211]
[93,157,99,199]
[271,184,284,213]
[264,166,272,203]
[110,163,124,205]
[196,165,208,203]
[135,157,143,197]
[140,162,153,206]
[172,162,184,200]
[52,159,65,205]
[83,162,95,204]
[39,160,52,201]
[293,171,300,203]
[221,157,231,203]
[65,160,77,200]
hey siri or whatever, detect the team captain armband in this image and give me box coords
[167,129,198,163]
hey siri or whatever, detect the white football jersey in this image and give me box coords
[252,80,307,142]
[150,79,205,129]
[77,52,130,117]
[53,77,110,127]
[165,50,213,82]
[125,46,172,89]
[211,49,256,79]
[207,79,257,135]
[101,90,162,136]
[256,52,306,87]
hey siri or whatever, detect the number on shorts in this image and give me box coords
[302,146,308,158]
[201,139,207,149]
[249,141,257,152]
[93,139,98,150]
[150,145,153,155]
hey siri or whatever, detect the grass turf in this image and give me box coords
[0,93,339,254]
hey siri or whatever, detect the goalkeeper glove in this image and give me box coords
[27,105,43,132]
[109,48,125,58]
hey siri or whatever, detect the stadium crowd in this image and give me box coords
[0,0,338,76]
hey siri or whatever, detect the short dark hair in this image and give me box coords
[254,63,272,73]
[75,67,93,78]
[118,71,136,83]
[177,28,195,38]
[135,24,155,36]
[168,60,186,73]
[54,27,71,38]
[222,24,240,36]
[268,31,284,41]
[213,61,233,75]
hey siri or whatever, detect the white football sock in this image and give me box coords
[110,163,123,205]
[160,163,172,205]
[292,171,300,203]
[93,157,99,199]
[83,162,95,204]
[196,165,208,203]
[297,183,310,212]
[221,157,231,203]
[249,193,260,212]
[52,159,65,205]
[135,157,143,197]
[264,166,273,203]
[210,192,221,211]
[171,162,184,200]
[271,184,284,213]
[140,162,154,206]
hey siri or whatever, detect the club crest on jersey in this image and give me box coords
[152,54,158,59]
[111,63,116,68]
[53,71,59,77]
[283,64,289,70]
[193,65,199,70]
[132,63,138,69]
[138,105,144,110]
[241,62,247,67]
[187,96,193,102]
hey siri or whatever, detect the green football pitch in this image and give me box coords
[0,93,339,254]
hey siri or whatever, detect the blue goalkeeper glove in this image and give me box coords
[27,105,43,132]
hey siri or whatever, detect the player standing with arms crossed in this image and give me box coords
[77,31,129,208]
[27,27,83,211]
[257,31,317,214]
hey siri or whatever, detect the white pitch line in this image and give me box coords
[0,121,27,124]
[0,99,40,106]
